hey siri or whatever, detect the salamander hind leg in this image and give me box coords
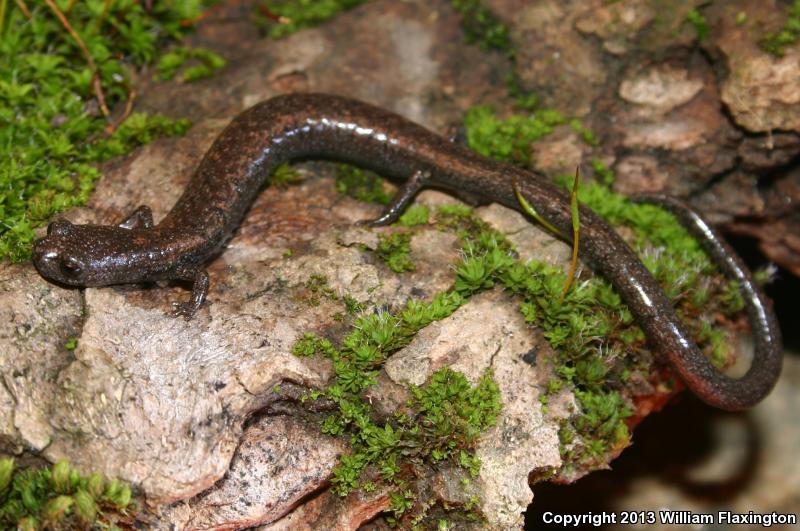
[357,170,431,227]
[171,268,210,320]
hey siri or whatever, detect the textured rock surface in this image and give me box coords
[713,1,800,134]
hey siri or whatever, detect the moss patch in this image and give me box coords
[334,164,392,205]
[0,458,134,530]
[292,286,500,525]
[759,0,800,57]
[0,1,211,262]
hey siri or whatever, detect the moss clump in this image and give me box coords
[299,273,337,306]
[448,0,512,55]
[375,232,416,273]
[0,1,210,262]
[334,164,392,205]
[156,46,226,82]
[759,0,800,57]
[258,0,369,38]
[463,106,566,167]
[0,458,134,530]
[685,8,709,41]
[397,204,430,227]
[291,292,500,526]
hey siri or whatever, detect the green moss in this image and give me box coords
[334,164,392,205]
[0,1,210,262]
[569,119,600,147]
[270,162,303,187]
[64,338,77,351]
[0,458,133,529]
[156,46,226,82]
[259,0,369,39]
[759,0,800,57]
[448,0,512,55]
[463,105,566,167]
[300,273,337,306]
[290,287,498,525]
[589,159,614,187]
[685,8,709,41]
[375,232,416,273]
[397,205,430,227]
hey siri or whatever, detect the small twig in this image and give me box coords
[256,3,291,24]
[105,86,136,135]
[13,0,31,19]
[43,0,110,116]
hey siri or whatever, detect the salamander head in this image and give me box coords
[33,219,154,287]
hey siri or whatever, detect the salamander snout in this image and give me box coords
[33,221,88,286]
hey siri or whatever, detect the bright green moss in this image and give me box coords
[375,232,415,273]
[463,105,566,167]
[759,0,800,56]
[270,162,304,187]
[397,204,430,227]
[290,287,499,524]
[0,459,133,529]
[156,46,226,82]
[0,1,210,262]
[259,0,370,38]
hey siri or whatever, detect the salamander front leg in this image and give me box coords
[358,170,430,227]
[118,205,154,230]
[171,268,210,319]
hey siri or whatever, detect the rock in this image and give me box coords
[491,0,607,116]
[575,0,655,56]
[161,416,347,529]
[712,1,800,133]
[618,65,703,113]
[384,291,562,528]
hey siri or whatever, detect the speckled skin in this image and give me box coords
[32,93,782,410]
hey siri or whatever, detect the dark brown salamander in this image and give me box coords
[32,93,782,410]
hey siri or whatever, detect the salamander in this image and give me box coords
[31,93,782,411]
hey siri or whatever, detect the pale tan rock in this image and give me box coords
[575,0,655,55]
[618,66,704,114]
[162,416,347,530]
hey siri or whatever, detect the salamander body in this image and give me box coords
[32,93,782,410]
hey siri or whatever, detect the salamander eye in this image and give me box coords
[59,257,83,279]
